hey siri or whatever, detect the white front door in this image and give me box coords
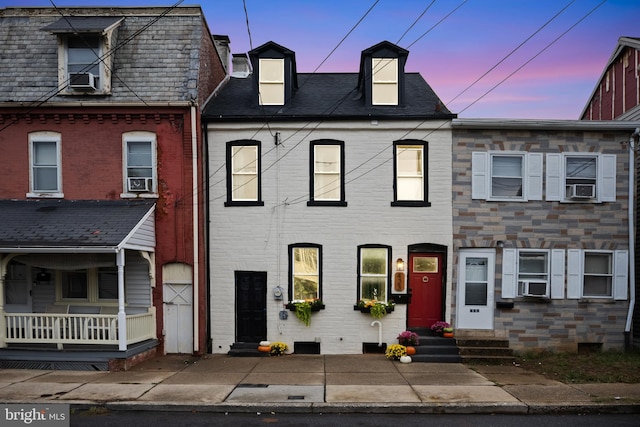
[457,249,495,330]
[163,283,193,353]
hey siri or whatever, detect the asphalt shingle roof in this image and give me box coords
[0,200,154,249]
[203,72,455,121]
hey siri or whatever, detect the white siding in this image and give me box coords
[125,251,152,309]
[207,120,453,354]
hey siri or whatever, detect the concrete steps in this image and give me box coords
[228,342,270,357]
[456,338,515,364]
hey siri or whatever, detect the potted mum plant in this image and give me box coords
[430,321,450,336]
[397,330,419,346]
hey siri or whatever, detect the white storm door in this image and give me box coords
[163,283,193,354]
[457,249,495,330]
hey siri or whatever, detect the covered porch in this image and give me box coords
[0,200,158,364]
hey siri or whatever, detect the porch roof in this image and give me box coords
[0,200,155,253]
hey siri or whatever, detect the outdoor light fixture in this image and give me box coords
[396,258,405,272]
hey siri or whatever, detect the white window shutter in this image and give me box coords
[471,152,488,199]
[550,249,565,299]
[600,154,616,202]
[501,248,517,298]
[566,249,582,299]
[546,153,562,201]
[613,250,628,300]
[527,153,543,200]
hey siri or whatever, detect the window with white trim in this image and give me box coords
[546,153,616,203]
[123,132,156,195]
[66,35,102,90]
[225,140,263,206]
[309,140,345,205]
[471,152,543,202]
[29,132,62,197]
[502,248,565,299]
[516,251,549,297]
[289,244,322,301]
[259,58,285,105]
[358,245,391,302]
[567,249,628,300]
[372,58,398,105]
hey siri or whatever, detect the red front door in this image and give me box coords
[407,253,444,328]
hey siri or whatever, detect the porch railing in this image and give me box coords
[3,309,156,348]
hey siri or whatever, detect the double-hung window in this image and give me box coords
[289,244,322,301]
[472,151,543,201]
[392,141,429,206]
[258,58,285,105]
[567,250,628,299]
[358,245,391,302]
[502,248,564,299]
[42,16,123,94]
[372,58,398,105]
[309,140,346,206]
[225,140,263,206]
[29,132,62,197]
[123,132,156,195]
[546,153,616,203]
[516,251,550,297]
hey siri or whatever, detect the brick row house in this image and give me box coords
[0,6,227,369]
[580,36,640,348]
[203,41,457,354]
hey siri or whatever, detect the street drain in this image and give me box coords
[237,384,269,388]
[288,395,305,400]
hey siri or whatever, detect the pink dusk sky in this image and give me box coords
[2,0,638,119]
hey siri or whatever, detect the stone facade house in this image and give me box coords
[452,119,637,352]
[203,41,456,354]
[0,6,227,369]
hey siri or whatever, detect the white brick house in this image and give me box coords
[203,41,455,354]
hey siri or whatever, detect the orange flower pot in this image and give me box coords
[443,332,454,338]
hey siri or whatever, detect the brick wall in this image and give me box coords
[453,126,631,352]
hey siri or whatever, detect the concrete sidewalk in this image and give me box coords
[0,354,639,414]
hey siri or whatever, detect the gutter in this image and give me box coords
[626,128,640,350]
[191,104,200,354]
[452,118,640,131]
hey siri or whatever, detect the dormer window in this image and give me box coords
[42,16,123,95]
[358,41,408,107]
[372,58,398,105]
[258,58,285,105]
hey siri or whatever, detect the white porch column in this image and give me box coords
[0,255,6,348]
[117,249,127,351]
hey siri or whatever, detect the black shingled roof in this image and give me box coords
[203,72,455,121]
[0,200,154,249]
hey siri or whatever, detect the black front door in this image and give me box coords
[235,271,267,342]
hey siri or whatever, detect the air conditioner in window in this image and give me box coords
[520,281,548,298]
[569,184,595,199]
[127,177,151,192]
[69,72,97,90]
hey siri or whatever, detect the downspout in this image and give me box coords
[203,116,212,354]
[191,104,200,354]
[625,128,639,350]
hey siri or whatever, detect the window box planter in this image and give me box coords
[285,300,325,327]
[354,300,395,318]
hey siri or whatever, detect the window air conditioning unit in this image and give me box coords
[127,177,151,192]
[69,72,97,90]
[569,184,595,199]
[520,281,548,298]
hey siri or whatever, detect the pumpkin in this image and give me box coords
[257,345,271,353]
[405,346,416,355]
[399,355,412,364]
